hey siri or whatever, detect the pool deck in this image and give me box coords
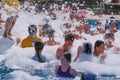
[86,14,120,20]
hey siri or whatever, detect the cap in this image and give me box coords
[65,34,74,41]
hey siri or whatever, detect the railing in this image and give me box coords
[104,2,120,14]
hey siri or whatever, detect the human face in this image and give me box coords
[96,43,105,54]
[64,40,73,50]
[60,55,69,66]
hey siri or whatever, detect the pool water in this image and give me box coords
[0,60,120,80]
[85,19,120,30]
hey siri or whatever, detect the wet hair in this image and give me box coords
[65,34,74,41]
[104,33,114,40]
[63,52,71,63]
[28,24,37,35]
[34,41,44,51]
[81,71,97,80]
[83,42,93,54]
[94,40,104,49]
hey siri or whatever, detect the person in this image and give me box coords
[31,41,46,63]
[3,13,18,38]
[93,40,106,62]
[56,34,74,59]
[21,24,42,48]
[96,21,105,34]
[55,52,78,78]
[104,32,120,52]
[74,42,93,62]
[81,71,97,80]
[3,0,19,10]
[110,21,118,33]
[45,25,58,46]
[39,19,59,46]
[104,32,115,49]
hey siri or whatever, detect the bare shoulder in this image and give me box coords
[55,65,61,71]
[57,46,64,51]
[78,45,82,49]
[70,67,78,76]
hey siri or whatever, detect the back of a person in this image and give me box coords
[80,43,93,62]
[21,24,42,48]
[21,36,42,48]
[78,53,92,62]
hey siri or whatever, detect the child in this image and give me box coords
[55,52,78,78]
[32,41,46,63]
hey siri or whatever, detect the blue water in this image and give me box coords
[85,19,120,30]
[0,60,120,80]
[1,19,120,80]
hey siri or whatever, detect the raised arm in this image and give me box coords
[74,45,82,62]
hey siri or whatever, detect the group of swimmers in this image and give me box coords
[0,0,120,79]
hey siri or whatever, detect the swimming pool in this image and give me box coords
[1,60,120,80]
[85,19,120,30]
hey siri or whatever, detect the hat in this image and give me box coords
[65,34,74,41]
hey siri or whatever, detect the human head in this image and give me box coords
[60,52,71,65]
[64,34,74,49]
[65,34,74,44]
[28,24,37,37]
[111,21,118,28]
[104,32,115,42]
[81,71,97,80]
[65,34,74,41]
[34,41,44,52]
[94,40,105,55]
[82,42,93,54]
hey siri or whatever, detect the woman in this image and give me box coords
[110,21,118,33]
[31,41,46,63]
[55,52,78,78]
[93,40,106,62]
[74,42,93,62]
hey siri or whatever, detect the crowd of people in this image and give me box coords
[0,0,120,79]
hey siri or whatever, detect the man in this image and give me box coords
[21,24,42,48]
[56,34,74,59]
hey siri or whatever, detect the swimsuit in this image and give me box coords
[57,65,75,78]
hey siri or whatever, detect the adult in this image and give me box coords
[93,40,106,62]
[74,42,93,62]
[56,34,74,59]
[21,24,42,48]
[110,21,118,33]
[104,32,120,52]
